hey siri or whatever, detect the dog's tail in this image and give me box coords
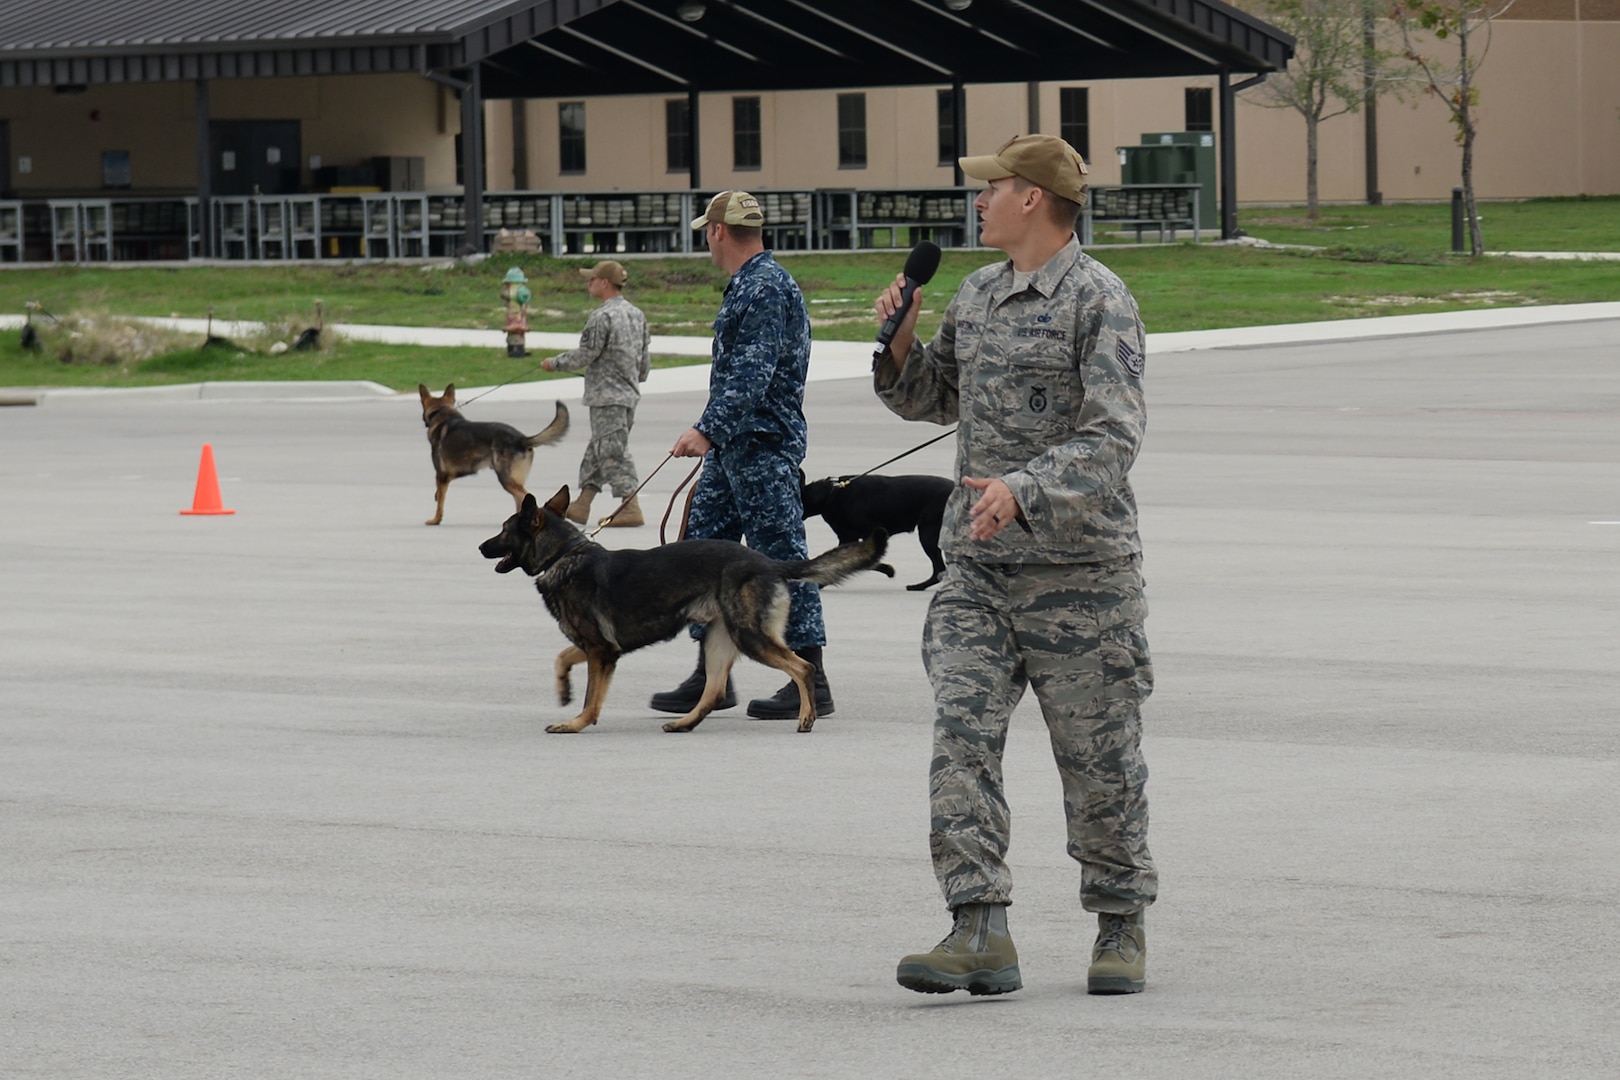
[781,530,889,587]
[526,401,570,447]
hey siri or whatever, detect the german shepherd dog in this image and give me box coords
[480,486,888,735]
[419,383,569,526]
[801,471,953,591]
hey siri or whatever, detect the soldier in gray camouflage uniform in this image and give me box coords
[650,191,835,720]
[542,260,652,527]
[875,135,1157,998]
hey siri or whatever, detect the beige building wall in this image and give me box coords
[496,14,1620,204]
[2,74,459,195]
[4,16,1616,205]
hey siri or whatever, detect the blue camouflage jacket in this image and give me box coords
[695,251,812,462]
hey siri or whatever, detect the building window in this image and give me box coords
[1059,87,1090,163]
[733,96,761,170]
[666,99,692,172]
[559,101,586,174]
[838,93,868,168]
[1185,88,1214,132]
[937,90,956,167]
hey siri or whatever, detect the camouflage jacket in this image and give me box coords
[874,237,1147,564]
[695,251,812,462]
[548,296,651,408]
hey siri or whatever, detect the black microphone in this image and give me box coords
[875,240,942,357]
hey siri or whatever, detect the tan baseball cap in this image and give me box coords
[579,259,628,286]
[960,134,1090,203]
[690,190,765,230]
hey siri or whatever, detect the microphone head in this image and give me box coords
[904,240,942,286]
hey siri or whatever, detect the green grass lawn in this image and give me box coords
[3,196,1618,391]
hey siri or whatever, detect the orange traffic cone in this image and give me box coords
[180,443,235,516]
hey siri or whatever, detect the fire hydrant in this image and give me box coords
[500,267,532,358]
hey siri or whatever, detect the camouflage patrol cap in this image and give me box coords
[690,190,765,230]
[579,259,628,286]
[960,134,1090,202]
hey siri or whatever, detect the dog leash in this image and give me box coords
[587,452,704,540]
[834,427,957,488]
[454,357,554,410]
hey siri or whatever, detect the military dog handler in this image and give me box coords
[541,259,652,527]
[874,135,1157,996]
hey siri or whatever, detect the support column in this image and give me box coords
[194,79,212,257]
[1218,69,1237,240]
[460,64,485,255]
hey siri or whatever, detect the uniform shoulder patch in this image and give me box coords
[1115,338,1145,379]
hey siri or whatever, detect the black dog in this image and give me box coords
[480,486,888,735]
[801,472,953,591]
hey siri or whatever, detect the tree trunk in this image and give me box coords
[1458,20,1483,255]
[1306,112,1321,220]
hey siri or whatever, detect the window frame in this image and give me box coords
[837,92,868,169]
[1058,87,1091,164]
[732,95,762,171]
[558,101,587,175]
[665,98,692,173]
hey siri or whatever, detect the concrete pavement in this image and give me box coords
[2,310,1618,1078]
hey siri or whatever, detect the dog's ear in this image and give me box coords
[444,383,455,403]
[519,492,543,531]
[543,485,571,519]
[418,383,431,401]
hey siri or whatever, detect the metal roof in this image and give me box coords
[0,0,1292,90]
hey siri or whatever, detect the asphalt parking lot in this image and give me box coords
[4,311,1618,1078]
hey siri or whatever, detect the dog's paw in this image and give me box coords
[877,562,896,578]
[906,578,940,591]
[556,681,573,706]
[661,720,696,733]
[796,716,816,733]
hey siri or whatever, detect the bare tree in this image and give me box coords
[1391,0,1519,255]
[1243,0,1399,219]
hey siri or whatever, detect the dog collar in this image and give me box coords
[533,531,592,577]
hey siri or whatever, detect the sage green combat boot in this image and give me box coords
[1087,911,1146,994]
[896,903,1022,996]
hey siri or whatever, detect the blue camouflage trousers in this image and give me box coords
[684,433,825,650]
[579,404,639,497]
[922,555,1156,914]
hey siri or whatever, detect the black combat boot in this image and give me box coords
[649,644,736,713]
[745,645,835,719]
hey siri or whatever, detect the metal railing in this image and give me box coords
[7,184,1203,262]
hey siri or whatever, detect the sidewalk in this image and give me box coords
[6,300,1620,405]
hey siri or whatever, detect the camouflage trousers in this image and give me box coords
[683,433,825,650]
[922,555,1156,914]
[578,404,640,497]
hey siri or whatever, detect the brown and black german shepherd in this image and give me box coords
[419,383,569,525]
[480,486,887,735]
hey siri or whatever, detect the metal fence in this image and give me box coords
[0,184,1201,264]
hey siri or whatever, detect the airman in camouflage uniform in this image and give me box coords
[542,260,652,526]
[878,136,1156,998]
[651,191,833,720]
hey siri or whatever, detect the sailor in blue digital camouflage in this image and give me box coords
[877,135,1157,998]
[651,191,837,721]
[542,259,652,526]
